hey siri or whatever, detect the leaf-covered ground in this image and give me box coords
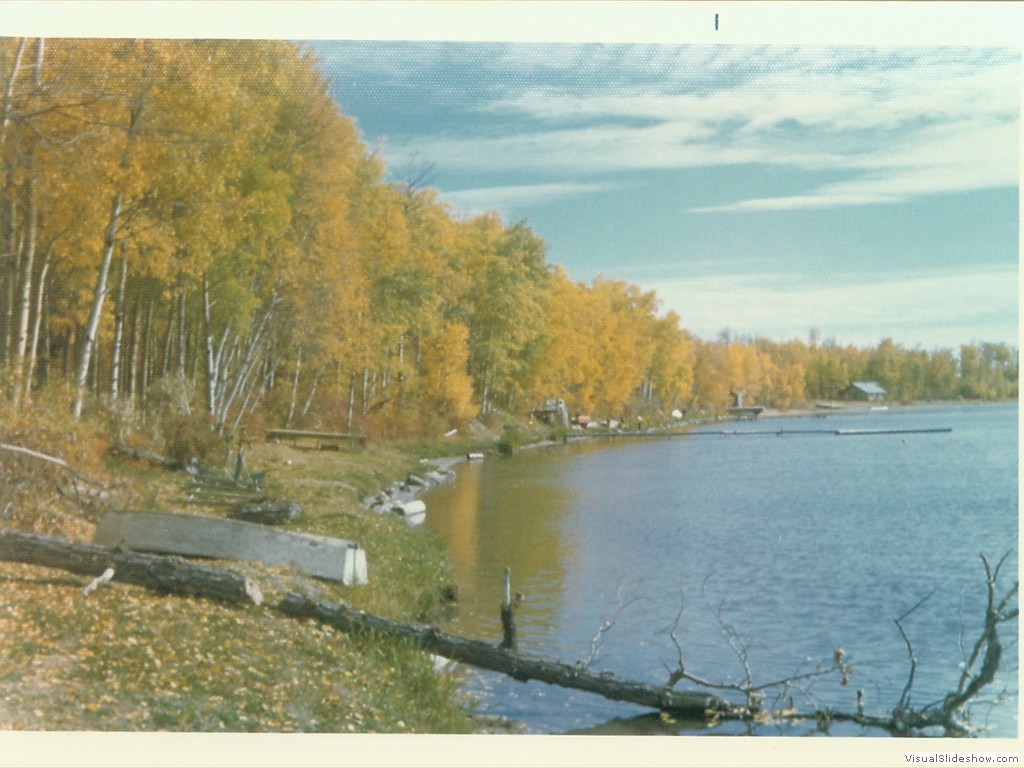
[0,407,519,733]
[0,561,471,732]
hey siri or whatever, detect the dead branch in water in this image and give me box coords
[580,577,641,670]
[659,554,1016,736]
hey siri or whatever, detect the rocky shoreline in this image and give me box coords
[361,402,905,523]
[362,455,466,525]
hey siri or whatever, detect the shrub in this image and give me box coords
[160,412,225,467]
[497,426,523,456]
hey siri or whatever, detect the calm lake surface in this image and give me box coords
[423,403,1019,736]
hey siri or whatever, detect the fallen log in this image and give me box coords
[228,501,303,525]
[109,444,184,471]
[0,529,263,605]
[0,443,109,487]
[277,592,727,718]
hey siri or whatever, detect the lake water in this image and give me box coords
[423,403,1019,736]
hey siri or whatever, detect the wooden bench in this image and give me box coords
[266,429,367,450]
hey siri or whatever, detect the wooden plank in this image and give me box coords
[266,429,366,444]
[93,511,367,585]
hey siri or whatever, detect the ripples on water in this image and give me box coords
[423,404,1018,737]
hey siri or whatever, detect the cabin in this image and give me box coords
[841,381,887,402]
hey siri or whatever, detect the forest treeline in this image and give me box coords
[0,39,1017,440]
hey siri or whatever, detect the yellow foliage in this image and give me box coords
[418,322,477,426]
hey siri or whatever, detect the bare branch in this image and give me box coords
[0,442,108,488]
[894,588,936,715]
[701,575,754,693]
[580,578,641,669]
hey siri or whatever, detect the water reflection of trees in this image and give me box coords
[424,450,576,641]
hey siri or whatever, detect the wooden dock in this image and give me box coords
[676,427,952,437]
[93,510,368,585]
[566,426,952,440]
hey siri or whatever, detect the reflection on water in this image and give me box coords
[565,711,718,736]
[423,405,1018,736]
[424,448,580,646]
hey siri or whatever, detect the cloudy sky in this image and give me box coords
[310,40,1019,351]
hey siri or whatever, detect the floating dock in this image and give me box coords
[682,427,952,437]
[567,427,952,440]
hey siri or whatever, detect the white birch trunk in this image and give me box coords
[127,300,139,404]
[160,301,173,378]
[11,174,37,411]
[140,302,153,405]
[299,367,322,421]
[22,246,48,405]
[0,38,25,157]
[361,365,369,417]
[347,369,356,431]
[72,190,121,420]
[202,275,216,416]
[285,347,302,427]
[176,275,186,381]
[108,245,127,400]
[2,197,18,368]
[216,302,275,428]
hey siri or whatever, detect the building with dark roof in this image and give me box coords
[841,381,887,402]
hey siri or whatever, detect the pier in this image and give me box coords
[566,426,952,440]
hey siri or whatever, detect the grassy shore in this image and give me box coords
[0,397,550,733]
[2,399,934,732]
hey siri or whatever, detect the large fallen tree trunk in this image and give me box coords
[0,530,722,718]
[278,591,727,718]
[0,529,262,605]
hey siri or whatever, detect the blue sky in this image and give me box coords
[310,41,1019,352]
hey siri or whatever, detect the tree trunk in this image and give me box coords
[0,38,26,158]
[347,369,356,431]
[202,274,217,416]
[140,301,154,405]
[285,347,301,427]
[176,273,186,382]
[216,300,276,429]
[109,244,127,400]
[160,299,174,379]
[2,195,18,370]
[277,592,728,718]
[361,365,369,417]
[72,190,122,419]
[0,529,263,605]
[127,298,140,404]
[298,366,322,422]
[11,171,37,411]
[22,244,48,404]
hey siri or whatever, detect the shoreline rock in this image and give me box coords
[363,456,464,524]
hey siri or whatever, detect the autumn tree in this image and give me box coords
[0,36,1015,442]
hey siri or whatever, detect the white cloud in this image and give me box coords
[380,46,1019,212]
[636,265,1018,348]
[440,182,614,217]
